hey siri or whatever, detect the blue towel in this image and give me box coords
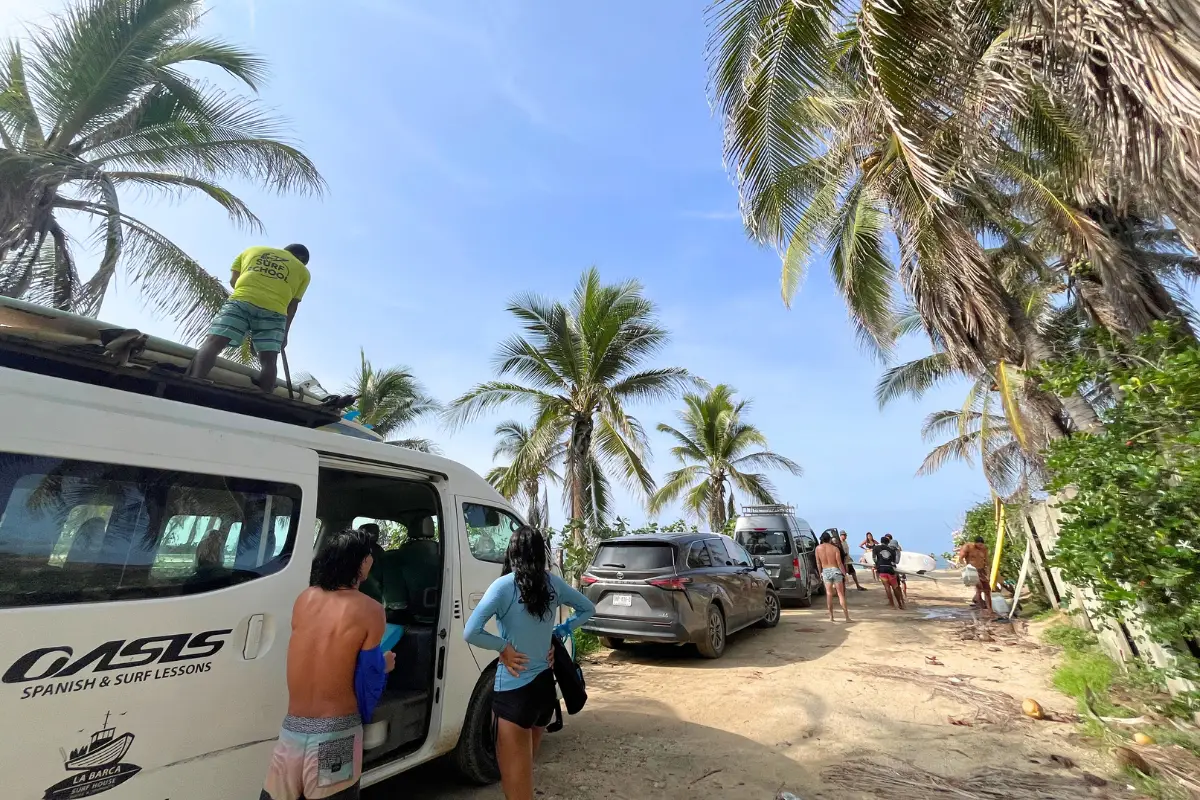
[354,646,387,723]
[381,623,404,652]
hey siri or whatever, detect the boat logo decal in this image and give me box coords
[43,711,140,799]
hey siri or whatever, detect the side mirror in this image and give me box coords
[753,556,766,569]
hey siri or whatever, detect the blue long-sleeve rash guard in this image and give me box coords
[463,572,595,692]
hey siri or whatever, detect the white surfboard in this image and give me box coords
[856,549,938,574]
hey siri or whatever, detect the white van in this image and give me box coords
[0,304,522,799]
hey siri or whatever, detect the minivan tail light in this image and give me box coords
[581,574,598,585]
[793,558,802,578]
[649,576,692,591]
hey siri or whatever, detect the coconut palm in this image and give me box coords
[485,420,565,530]
[649,385,802,530]
[345,349,440,452]
[0,0,323,342]
[706,0,1198,433]
[448,267,689,535]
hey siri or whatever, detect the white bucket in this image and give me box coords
[363,720,388,750]
[991,595,1010,615]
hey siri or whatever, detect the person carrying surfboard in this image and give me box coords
[838,531,866,591]
[187,243,311,391]
[872,535,905,610]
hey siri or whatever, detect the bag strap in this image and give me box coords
[546,698,564,733]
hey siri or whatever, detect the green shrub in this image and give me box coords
[572,630,601,659]
[1041,324,1200,681]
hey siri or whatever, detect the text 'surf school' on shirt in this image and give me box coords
[230,246,310,316]
[463,572,596,692]
[872,544,899,574]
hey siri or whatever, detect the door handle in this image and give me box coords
[469,592,484,609]
[243,614,264,660]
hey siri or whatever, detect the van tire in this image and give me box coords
[795,586,814,608]
[600,636,627,650]
[453,664,500,785]
[695,604,726,659]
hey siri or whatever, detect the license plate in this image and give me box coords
[612,593,633,607]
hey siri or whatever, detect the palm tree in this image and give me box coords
[485,420,565,530]
[0,0,323,342]
[706,0,1197,434]
[448,267,689,538]
[914,382,1047,501]
[346,349,440,452]
[649,385,802,530]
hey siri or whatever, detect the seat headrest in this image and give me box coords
[420,517,436,538]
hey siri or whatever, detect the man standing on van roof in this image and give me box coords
[187,244,311,392]
[261,528,394,800]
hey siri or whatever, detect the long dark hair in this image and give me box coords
[502,525,554,620]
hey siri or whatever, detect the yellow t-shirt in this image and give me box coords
[229,246,310,315]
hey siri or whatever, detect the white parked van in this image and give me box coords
[0,301,522,798]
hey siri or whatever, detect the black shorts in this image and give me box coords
[492,668,556,730]
[844,561,856,573]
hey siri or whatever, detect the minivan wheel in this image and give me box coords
[453,664,500,785]
[757,591,781,628]
[795,586,814,608]
[695,604,726,659]
[600,636,627,650]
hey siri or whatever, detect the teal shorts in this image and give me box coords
[209,299,286,352]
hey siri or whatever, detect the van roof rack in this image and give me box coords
[740,504,795,516]
[0,296,353,431]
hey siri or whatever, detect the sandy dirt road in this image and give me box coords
[371,574,1121,799]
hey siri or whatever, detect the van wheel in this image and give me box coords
[796,585,814,608]
[600,636,627,650]
[757,591,781,628]
[453,664,500,785]
[695,605,726,659]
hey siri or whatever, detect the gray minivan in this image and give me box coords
[579,532,780,658]
[733,504,822,606]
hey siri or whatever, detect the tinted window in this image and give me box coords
[685,541,712,569]
[0,453,300,607]
[463,502,521,564]
[592,543,674,570]
[736,529,791,555]
[726,541,752,567]
[706,538,732,566]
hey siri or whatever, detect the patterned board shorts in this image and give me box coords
[822,567,844,583]
[261,714,362,800]
[209,299,287,352]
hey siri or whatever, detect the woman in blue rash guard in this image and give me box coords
[463,526,595,800]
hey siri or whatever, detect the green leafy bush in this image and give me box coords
[1041,324,1200,679]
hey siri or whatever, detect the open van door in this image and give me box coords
[0,382,318,800]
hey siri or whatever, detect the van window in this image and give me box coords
[463,502,521,564]
[0,453,300,608]
[736,529,791,556]
[686,541,712,569]
[592,543,674,571]
[706,538,732,566]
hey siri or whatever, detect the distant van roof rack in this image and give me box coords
[740,504,795,516]
[0,296,366,433]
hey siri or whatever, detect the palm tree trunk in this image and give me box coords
[709,473,726,531]
[568,415,594,547]
[1004,293,1105,434]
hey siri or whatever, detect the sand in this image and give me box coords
[374,573,1127,799]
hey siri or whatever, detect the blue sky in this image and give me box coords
[2,0,995,557]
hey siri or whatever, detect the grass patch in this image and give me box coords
[1042,623,1132,717]
[572,630,601,659]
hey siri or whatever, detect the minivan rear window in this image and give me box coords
[736,530,791,556]
[591,543,674,570]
